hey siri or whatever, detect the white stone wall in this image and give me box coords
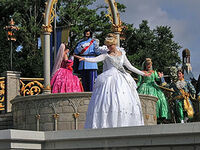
[1,122,200,149]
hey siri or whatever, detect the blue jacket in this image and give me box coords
[74,38,99,70]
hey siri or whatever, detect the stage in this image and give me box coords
[0,122,200,149]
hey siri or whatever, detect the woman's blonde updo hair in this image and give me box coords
[142,58,153,70]
[104,33,118,46]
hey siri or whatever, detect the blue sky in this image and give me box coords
[93,0,200,79]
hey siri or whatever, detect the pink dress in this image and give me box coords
[51,60,84,93]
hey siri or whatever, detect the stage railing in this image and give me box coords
[20,78,44,96]
[0,77,6,112]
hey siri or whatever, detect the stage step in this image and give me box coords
[0,113,13,130]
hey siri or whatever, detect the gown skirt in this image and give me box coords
[137,72,170,119]
[51,67,83,93]
[84,67,144,128]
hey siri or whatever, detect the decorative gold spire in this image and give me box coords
[105,0,123,33]
[42,0,58,33]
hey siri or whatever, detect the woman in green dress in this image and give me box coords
[137,58,170,122]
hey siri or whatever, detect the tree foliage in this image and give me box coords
[123,20,181,74]
[0,0,113,77]
[0,0,181,78]
[0,0,46,77]
[57,0,112,50]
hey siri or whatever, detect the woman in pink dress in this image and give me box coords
[51,43,84,93]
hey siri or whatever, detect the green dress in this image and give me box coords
[137,71,170,119]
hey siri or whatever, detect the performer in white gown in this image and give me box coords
[75,33,150,129]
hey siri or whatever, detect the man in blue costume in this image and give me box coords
[74,29,99,91]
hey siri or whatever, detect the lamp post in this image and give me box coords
[4,18,19,70]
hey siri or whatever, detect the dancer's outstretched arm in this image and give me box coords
[123,55,150,76]
[74,54,107,63]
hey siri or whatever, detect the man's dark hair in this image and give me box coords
[177,68,184,74]
[84,29,93,38]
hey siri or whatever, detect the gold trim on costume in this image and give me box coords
[180,89,194,118]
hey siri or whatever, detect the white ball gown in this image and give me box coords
[84,48,145,129]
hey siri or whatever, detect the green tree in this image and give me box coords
[0,1,180,78]
[57,0,112,50]
[123,20,181,75]
[56,0,126,73]
[0,0,116,77]
[0,0,46,77]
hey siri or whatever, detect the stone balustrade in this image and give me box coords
[11,93,157,131]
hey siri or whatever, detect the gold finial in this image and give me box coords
[73,113,80,119]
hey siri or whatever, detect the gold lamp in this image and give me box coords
[4,18,19,70]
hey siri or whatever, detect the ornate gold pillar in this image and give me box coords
[105,0,123,47]
[42,0,58,94]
